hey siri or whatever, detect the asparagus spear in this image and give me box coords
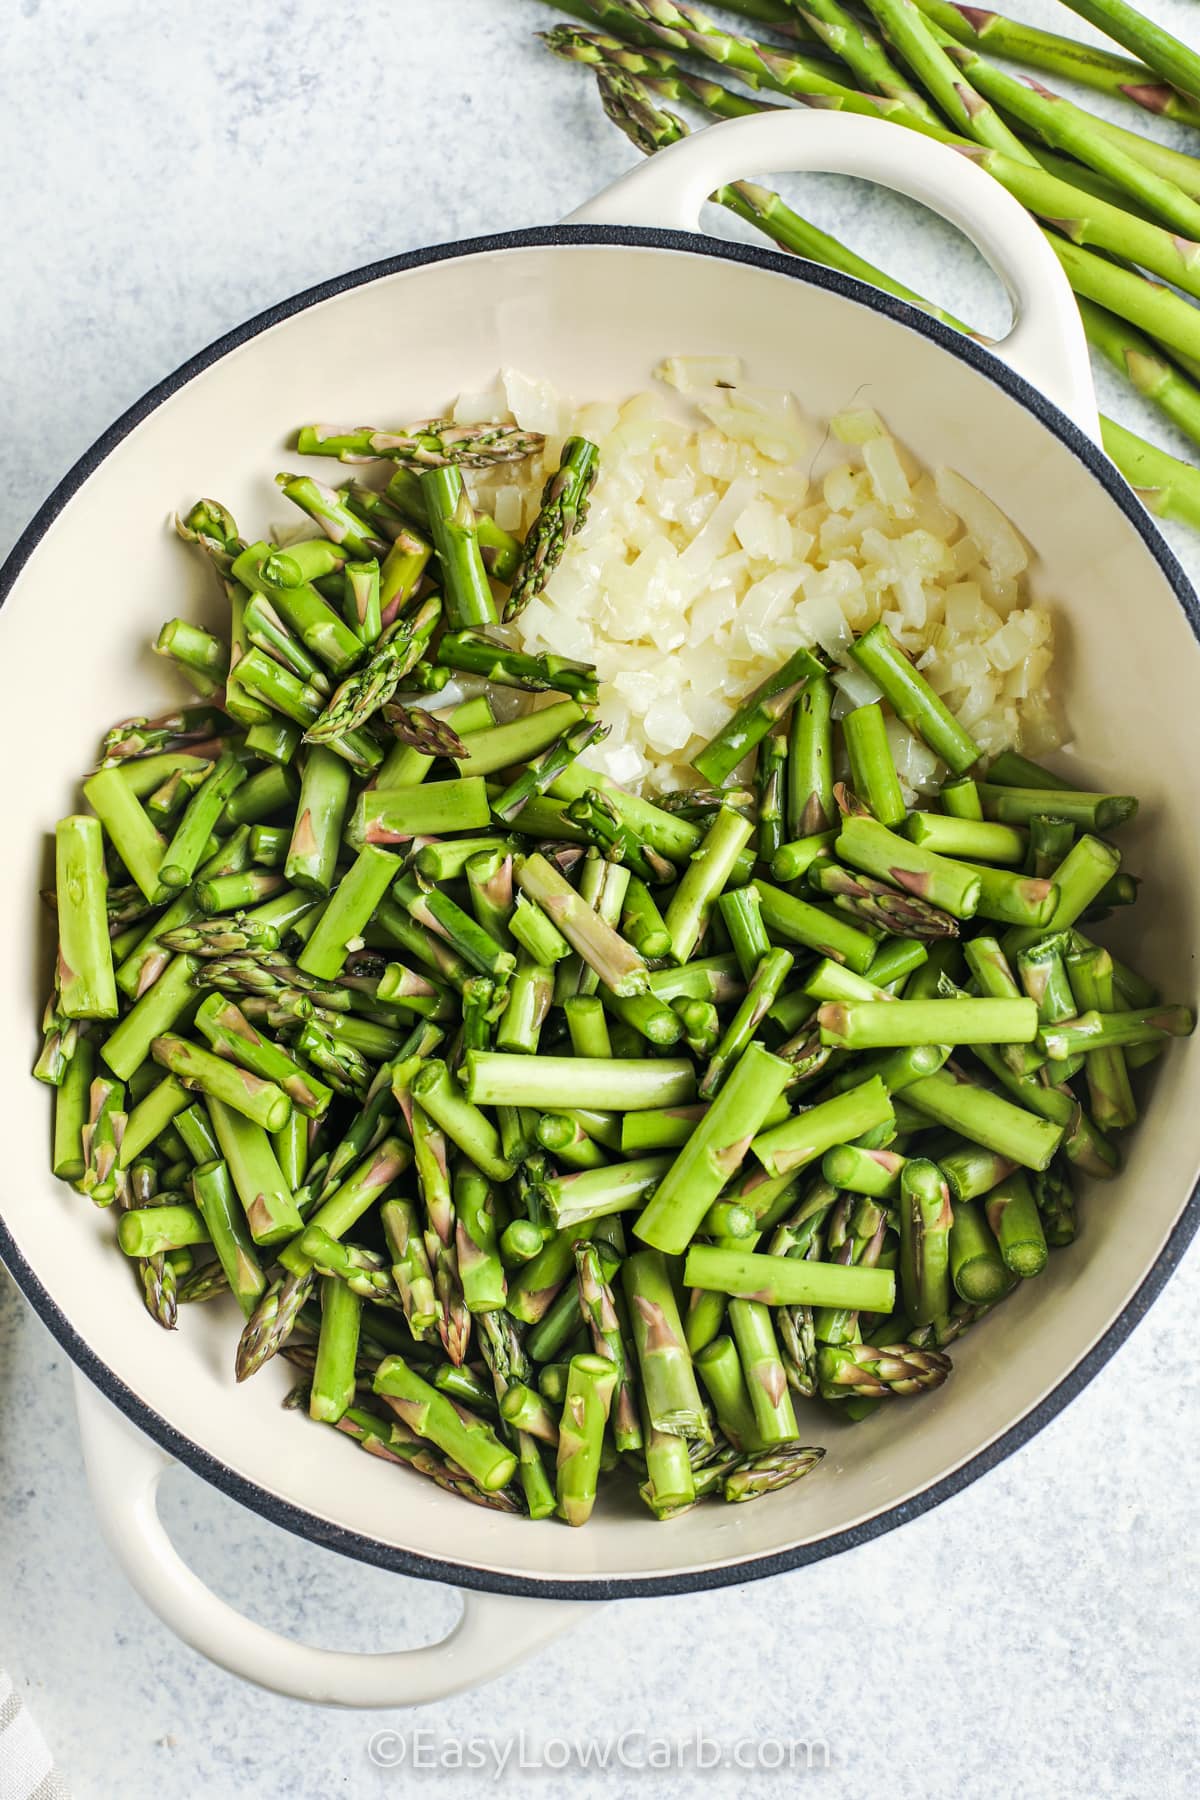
[578,50,1200,517]
[1050,1,1200,112]
[381,1199,439,1339]
[722,1445,826,1503]
[949,1199,1011,1303]
[437,630,598,700]
[297,420,544,468]
[421,468,497,629]
[505,437,600,621]
[514,853,648,996]
[304,600,442,744]
[808,861,961,939]
[910,0,1200,128]
[817,1340,951,1399]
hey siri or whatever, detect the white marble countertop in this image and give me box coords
[3,2,1199,1795]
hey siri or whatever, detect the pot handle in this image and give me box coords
[73,1372,592,1707]
[565,111,1099,440]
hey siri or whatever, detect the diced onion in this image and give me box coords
[656,354,744,393]
[455,367,1061,789]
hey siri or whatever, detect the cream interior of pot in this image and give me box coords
[2,241,1197,1585]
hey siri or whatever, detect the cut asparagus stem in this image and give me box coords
[903,1067,1064,1169]
[821,1143,905,1199]
[939,776,984,820]
[208,1098,304,1246]
[718,884,771,983]
[150,1033,292,1133]
[287,748,352,894]
[539,1156,675,1232]
[381,1198,439,1339]
[756,723,788,862]
[978,788,1136,833]
[82,767,167,902]
[663,805,755,964]
[1067,942,1137,1131]
[949,1198,1010,1304]
[818,996,1037,1049]
[421,466,498,628]
[1039,1005,1195,1059]
[575,1241,642,1453]
[492,722,607,827]
[308,1274,363,1425]
[53,1036,95,1180]
[851,622,980,774]
[514,853,648,997]
[729,1298,799,1446]
[623,1249,708,1439]
[786,670,835,838]
[410,1059,515,1183]
[695,1335,762,1452]
[234,542,366,677]
[693,647,822,786]
[684,1245,897,1313]
[374,1358,517,1491]
[296,846,401,981]
[101,954,201,1082]
[985,1171,1049,1278]
[843,702,907,828]
[752,1077,894,1179]
[118,1074,190,1166]
[905,814,1024,863]
[193,994,333,1116]
[836,816,981,918]
[939,1139,1018,1203]
[700,949,794,1097]
[753,879,879,973]
[899,1157,954,1325]
[55,817,119,1019]
[635,1042,793,1254]
[555,1352,617,1526]
[118,1204,210,1259]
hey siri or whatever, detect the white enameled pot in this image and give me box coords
[2,112,1199,1707]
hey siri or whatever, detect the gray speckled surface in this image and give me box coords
[3,2,1200,1795]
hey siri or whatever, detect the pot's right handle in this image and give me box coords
[74,1373,592,1708]
[566,111,1100,441]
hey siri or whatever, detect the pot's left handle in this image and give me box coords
[74,1373,593,1707]
[565,111,1099,441]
